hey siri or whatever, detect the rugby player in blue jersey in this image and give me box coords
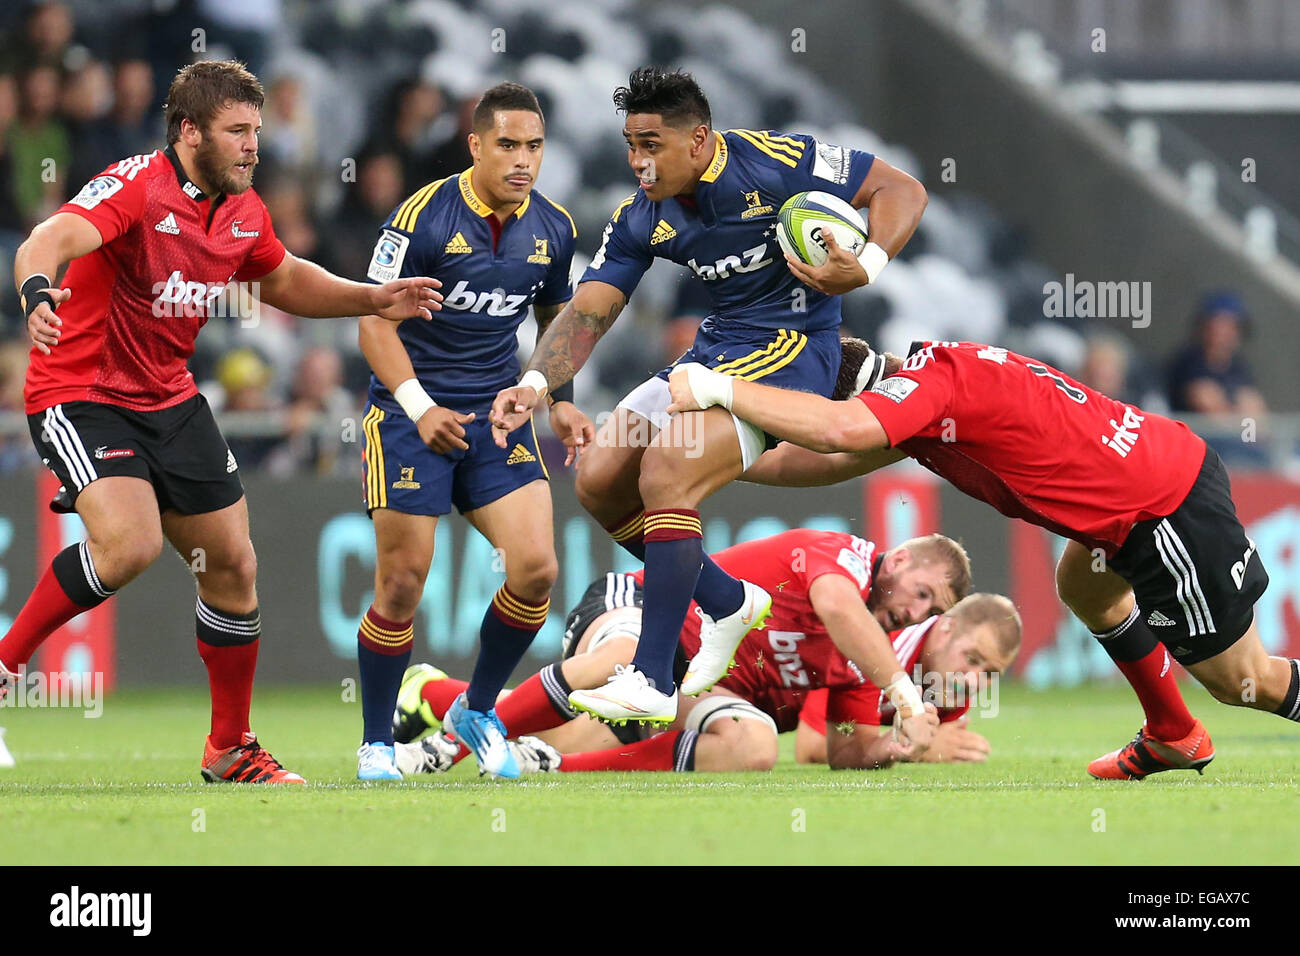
[354,83,592,779]
[490,68,929,731]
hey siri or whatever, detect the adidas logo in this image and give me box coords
[650,219,677,244]
[444,231,473,254]
[226,449,238,474]
[1147,610,1176,627]
[154,212,180,234]
[505,443,536,465]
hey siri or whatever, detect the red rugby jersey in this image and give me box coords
[638,529,885,732]
[857,341,1206,555]
[796,616,970,732]
[25,147,286,414]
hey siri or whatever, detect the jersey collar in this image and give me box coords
[164,145,228,223]
[457,168,531,221]
[698,130,728,184]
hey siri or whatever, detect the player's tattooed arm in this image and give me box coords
[490,281,625,445]
[526,282,626,389]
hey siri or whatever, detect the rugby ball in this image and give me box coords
[776,190,868,267]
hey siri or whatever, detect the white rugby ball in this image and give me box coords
[776,190,868,267]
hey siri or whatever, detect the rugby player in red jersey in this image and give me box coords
[3,61,442,784]
[668,339,1297,779]
[390,528,1012,774]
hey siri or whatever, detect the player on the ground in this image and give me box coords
[488,67,928,728]
[354,82,590,780]
[793,687,992,765]
[392,527,984,773]
[668,339,1299,779]
[2,60,441,784]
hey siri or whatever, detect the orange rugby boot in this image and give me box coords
[1087,719,1214,780]
[201,732,306,784]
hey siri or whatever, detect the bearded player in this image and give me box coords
[354,82,591,780]
[669,339,1298,779]
[488,67,928,729]
[392,527,983,774]
[3,61,442,784]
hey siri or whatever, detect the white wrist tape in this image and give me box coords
[519,369,549,400]
[681,363,734,412]
[393,378,437,423]
[854,348,888,394]
[883,675,925,720]
[857,242,889,285]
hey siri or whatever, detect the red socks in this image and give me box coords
[1115,645,1196,741]
[560,731,694,772]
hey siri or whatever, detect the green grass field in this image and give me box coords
[1,681,1296,865]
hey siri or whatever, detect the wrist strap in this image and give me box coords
[393,378,437,423]
[884,675,925,719]
[519,369,549,400]
[856,242,889,285]
[20,273,54,318]
[548,378,575,405]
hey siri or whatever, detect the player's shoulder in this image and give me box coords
[66,149,168,210]
[892,614,940,656]
[385,174,457,235]
[721,128,813,173]
[530,189,578,242]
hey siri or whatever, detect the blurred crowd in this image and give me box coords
[0,0,1279,477]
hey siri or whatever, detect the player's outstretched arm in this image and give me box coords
[255,253,443,321]
[742,443,904,487]
[358,314,474,453]
[489,280,625,447]
[668,365,889,454]
[14,212,103,355]
[808,574,937,755]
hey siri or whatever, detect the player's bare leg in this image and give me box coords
[577,405,760,650]
[163,498,303,783]
[575,407,652,546]
[1185,622,1296,714]
[1057,540,1209,779]
[570,408,737,721]
[0,476,161,695]
[452,479,557,776]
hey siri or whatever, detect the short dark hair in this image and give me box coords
[472,81,544,133]
[612,67,710,130]
[164,60,264,144]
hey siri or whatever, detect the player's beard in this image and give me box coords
[194,136,256,195]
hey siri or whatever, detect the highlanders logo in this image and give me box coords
[741,189,774,220]
[392,466,421,490]
[527,237,551,264]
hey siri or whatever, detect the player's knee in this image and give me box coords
[511,553,557,601]
[375,567,426,617]
[637,446,681,504]
[720,723,777,771]
[104,529,163,581]
[1199,662,1276,710]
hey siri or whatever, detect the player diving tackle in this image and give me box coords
[668,338,1300,779]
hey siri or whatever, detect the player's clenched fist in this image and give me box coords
[894,701,941,757]
[666,363,732,414]
[25,286,72,356]
[369,276,444,322]
[415,406,475,454]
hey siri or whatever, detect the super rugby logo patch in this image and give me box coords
[367,229,410,283]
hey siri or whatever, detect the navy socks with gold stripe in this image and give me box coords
[357,606,414,745]
[467,585,549,712]
[632,508,704,691]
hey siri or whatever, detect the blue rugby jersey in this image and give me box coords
[365,168,577,413]
[581,129,873,333]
